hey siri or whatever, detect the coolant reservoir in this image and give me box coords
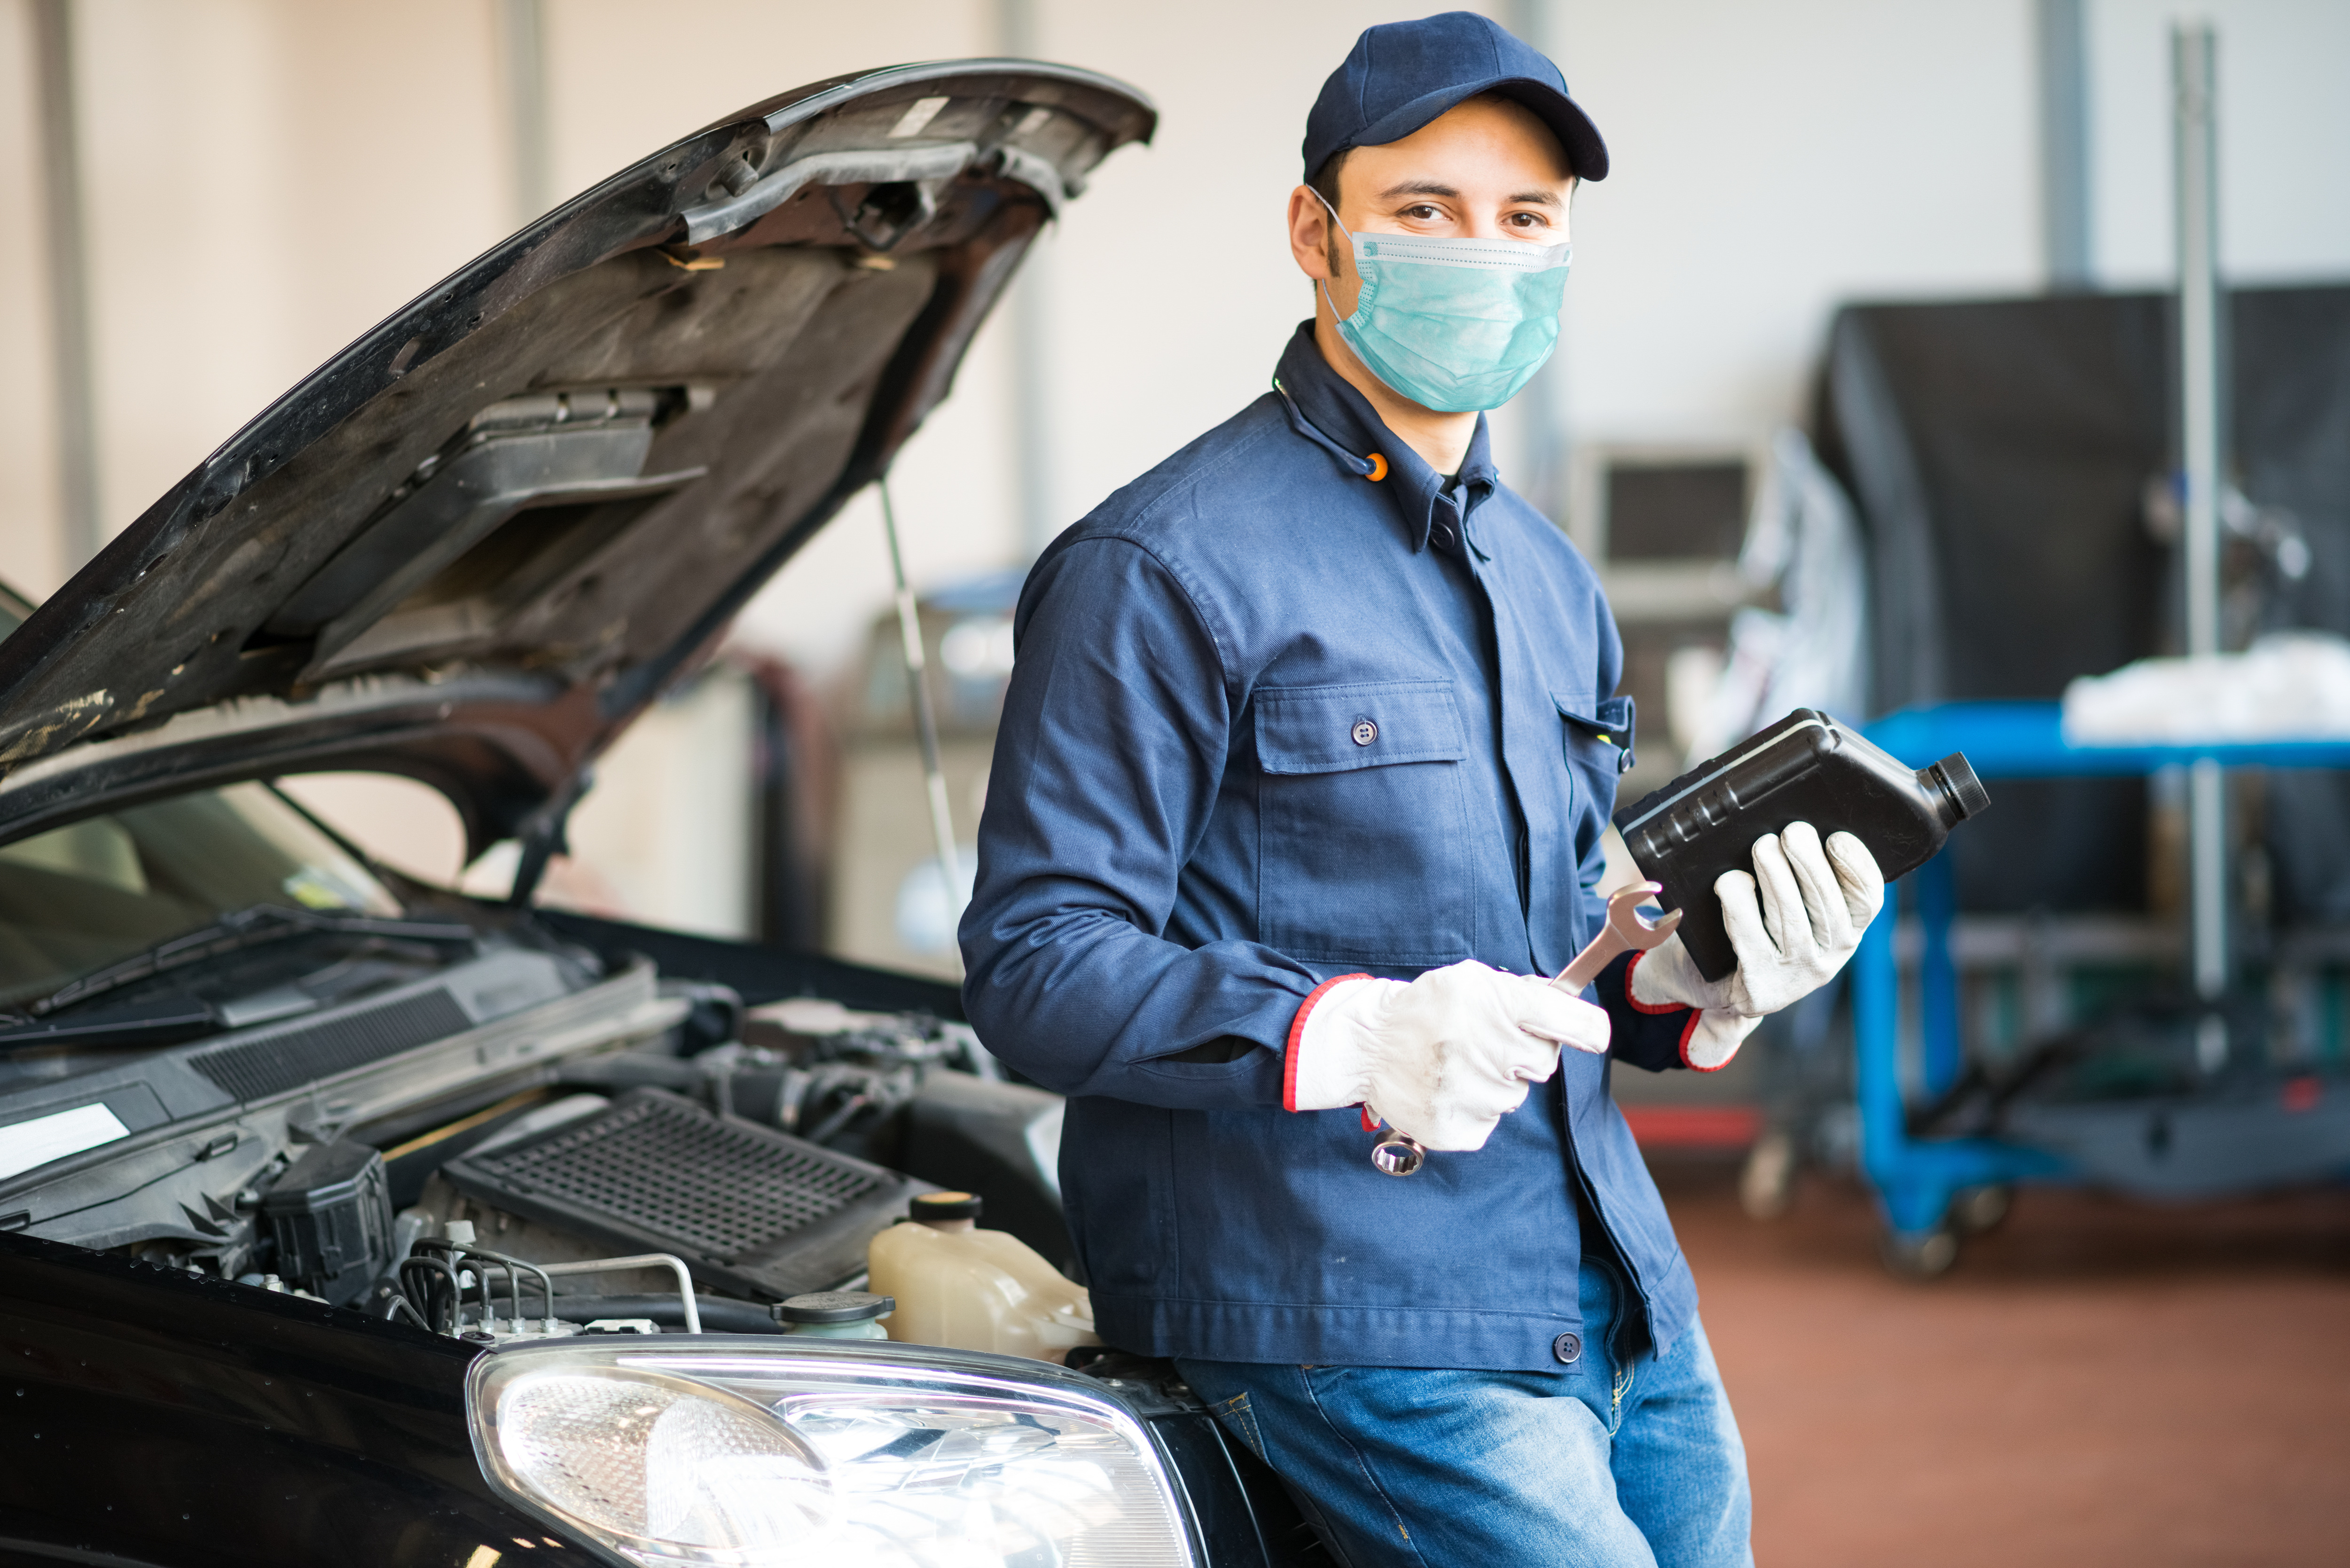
[866,1192,1101,1364]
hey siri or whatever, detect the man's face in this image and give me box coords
[1293,94,1576,320]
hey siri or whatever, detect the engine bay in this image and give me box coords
[368,992,1073,1346]
[0,778,1070,1347]
[11,950,1068,1346]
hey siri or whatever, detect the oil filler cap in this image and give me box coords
[773,1291,895,1326]
[910,1191,984,1222]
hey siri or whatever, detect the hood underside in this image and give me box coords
[0,61,1151,859]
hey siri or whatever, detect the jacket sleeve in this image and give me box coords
[1576,795,1700,1072]
[958,535,1319,1110]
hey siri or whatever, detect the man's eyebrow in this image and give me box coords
[1375,179,1461,202]
[1375,179,1566,208]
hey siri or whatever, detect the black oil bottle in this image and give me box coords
[1613,708,1991,980]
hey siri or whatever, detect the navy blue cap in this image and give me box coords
[1303,11,1607,185]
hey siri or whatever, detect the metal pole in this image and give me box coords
[31,0,102,572]
[496,0,552,226]
[2175,24,2221,663]
[2037,0,2094,290]
[1504,0,1569,522]
[879,481,965,956]
[2173,22,2227,1008]
[998,0,1057,557]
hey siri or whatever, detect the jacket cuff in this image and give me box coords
[1597,950,1703,1073]
[1284,973,1371,1112]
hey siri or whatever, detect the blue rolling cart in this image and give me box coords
[1852,701,2350,1272]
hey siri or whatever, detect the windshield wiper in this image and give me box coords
[28,903,476,1019]
[0,992,219,1052]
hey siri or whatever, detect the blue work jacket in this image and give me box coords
[961,322,1704,1373]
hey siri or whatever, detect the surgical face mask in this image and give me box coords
[1313,189,1570,413]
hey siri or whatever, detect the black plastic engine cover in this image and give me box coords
[441,1087,930,1299]
[259,1138,394,1307]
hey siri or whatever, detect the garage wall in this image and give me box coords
[0,2,62,596]
[1542,0,2044,448]
[2086,0,2350,290]
[9,0,2348,635]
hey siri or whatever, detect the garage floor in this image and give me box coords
[1661,1158,2350,1567]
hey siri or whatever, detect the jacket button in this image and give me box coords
[1351,719,1378,747]
[1552,1332,1582,1364]
[1431,522,1457,549]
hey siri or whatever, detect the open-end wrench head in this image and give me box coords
[1606,882,1683,949]
[1553,882,1681,993]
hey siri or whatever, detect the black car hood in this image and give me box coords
[0,61,1150,862]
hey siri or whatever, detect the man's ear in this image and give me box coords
[1286,185,1341,282]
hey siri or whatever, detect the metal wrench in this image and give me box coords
[1367,883,1684,1177]
[1551,881,1684,993]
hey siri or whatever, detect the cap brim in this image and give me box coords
[1351,76,1608,182]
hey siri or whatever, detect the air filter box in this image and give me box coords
[440,1088,929,1300]
[261,1138,394,1306]
[1614,708,1990,981]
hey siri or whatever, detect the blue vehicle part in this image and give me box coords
[1853,701,2350,1252]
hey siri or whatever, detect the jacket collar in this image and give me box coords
[1272,321,1498,554]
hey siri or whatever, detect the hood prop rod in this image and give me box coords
[880,478,964,970]
[507,769,590,907]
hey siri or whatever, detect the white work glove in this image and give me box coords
[1629,822,1885,1070]
[1286,960,1611,1152]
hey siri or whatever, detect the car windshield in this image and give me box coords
[0,783,402,1010]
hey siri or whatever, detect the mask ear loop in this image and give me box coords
[1307,186,1359,330]
[1292,187,1390,482]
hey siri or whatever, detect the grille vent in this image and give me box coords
[192,990,471,1102]
[444,1088,919,1298]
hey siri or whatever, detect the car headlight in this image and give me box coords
[468,1339,1196,1567]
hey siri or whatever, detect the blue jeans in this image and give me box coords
[1175,1256,1752,1568]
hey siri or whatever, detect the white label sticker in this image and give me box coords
[0,1102,131,1183]
[888,96,950,139]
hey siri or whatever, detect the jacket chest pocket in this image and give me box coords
[1554,694,1637,891]
[1253,680,1474,966]
[1556,693,1636,783]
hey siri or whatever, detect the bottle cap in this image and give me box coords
[910,1191,983,1222]
[772,1291,894,1325]
[1933,753,1992,820]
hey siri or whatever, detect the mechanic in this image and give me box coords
[961,13,1881,1565]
